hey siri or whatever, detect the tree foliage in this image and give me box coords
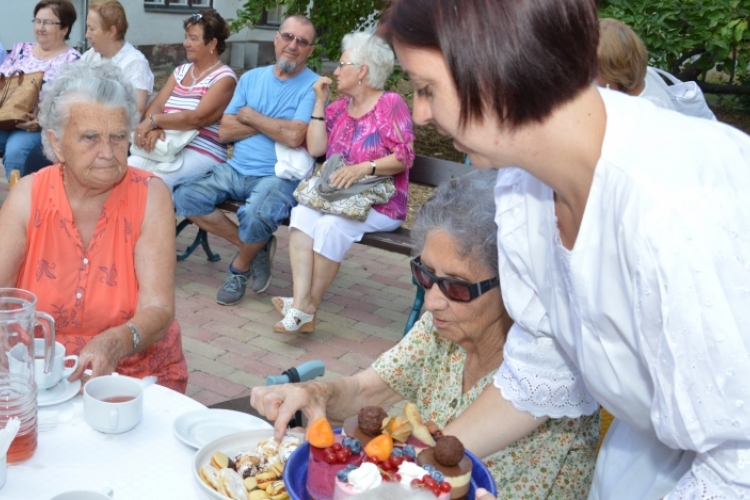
[600,0,750,94]
[229,0,386,71]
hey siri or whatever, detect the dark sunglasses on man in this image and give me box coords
[277,31,312,48]
[410,256,499,302]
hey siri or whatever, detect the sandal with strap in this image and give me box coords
[273,308,315,333]
[271,296,293,316]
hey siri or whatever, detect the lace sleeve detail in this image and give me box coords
[665,442,750,499]
[495,323,598,418]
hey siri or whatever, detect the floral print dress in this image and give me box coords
[372,312,599,499]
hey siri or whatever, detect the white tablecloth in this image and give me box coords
[4,384,207,499]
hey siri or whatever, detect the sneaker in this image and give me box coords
[216,272,250,305]
[250,236,276,293]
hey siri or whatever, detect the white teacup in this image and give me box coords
[34,339,79,390]
[83,375,143,434]
[51,487,113,499]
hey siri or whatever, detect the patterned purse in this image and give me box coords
[293,155,395,222]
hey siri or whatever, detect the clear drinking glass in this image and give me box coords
[0,288,55,463]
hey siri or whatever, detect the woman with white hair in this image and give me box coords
[0,60,188,393]
[272,32,415,333]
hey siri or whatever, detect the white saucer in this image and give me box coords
[37,379,81,407]
[173,409,273,449]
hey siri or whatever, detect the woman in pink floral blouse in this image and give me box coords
[253,170,599,498]
[272,32,415,333]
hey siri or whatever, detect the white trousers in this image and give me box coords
[289,204,402,262]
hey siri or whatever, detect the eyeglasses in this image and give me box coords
[32,18,61,27]
[410,256,499,303]
[277,31,312,48]
[338,61,359,68]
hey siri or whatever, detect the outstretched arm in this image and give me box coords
[251,367,401,441]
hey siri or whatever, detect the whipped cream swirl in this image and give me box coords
[347,462,382,493]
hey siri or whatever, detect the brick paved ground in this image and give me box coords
[0,164,411,408]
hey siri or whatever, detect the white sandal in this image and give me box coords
[271,296,293,316]
[273,308,315,333]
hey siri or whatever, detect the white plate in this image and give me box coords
[37,378,81,407]
[193,429,302,500]
[173,409,273,449]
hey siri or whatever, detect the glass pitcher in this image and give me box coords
[0,288,55,463]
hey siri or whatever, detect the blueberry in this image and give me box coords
[391,448,403,456]
[350,441,362,454]
[337,470,349,482]
[342,437,352,448]
[403,445,416,459]
[430,470,445,483]
[423,464,436,472]
[346,464,358,472]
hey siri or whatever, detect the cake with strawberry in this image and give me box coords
[417,436,472,500]
[306,418,364,500]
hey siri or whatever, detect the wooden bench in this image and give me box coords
[175,155,474,334]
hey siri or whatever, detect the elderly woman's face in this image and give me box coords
[34,7,67,49]
[86,10,112,54]
[48,102,130,189]
[394,44,517,169]
[420,230,504,345]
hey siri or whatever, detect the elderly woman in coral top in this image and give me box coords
[0,61,188,392]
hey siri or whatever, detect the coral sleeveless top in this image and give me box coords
[16,166,188,393]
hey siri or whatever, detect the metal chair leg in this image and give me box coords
[176,220,221,262]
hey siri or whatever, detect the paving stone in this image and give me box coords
[210,336,267,358]
[316,309,357,327]
[250,336,306,358]
[314,321,367,341]
[340,352,376,369]
[180,323,222,343]
[201,320,258,342]
[189,371,249,398]
[338,308,392,327]
[184,352,236,378]
[296,353,359,376]
[190,388,228,407]
[374,307,410,323]
[350,322,404,343]
[226,371,267,390]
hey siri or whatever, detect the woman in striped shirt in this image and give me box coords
[129,9,237,189]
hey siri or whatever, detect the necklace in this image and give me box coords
[187,60,220,92]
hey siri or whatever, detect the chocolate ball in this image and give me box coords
[357,406,388,437]
[433,435,465,467]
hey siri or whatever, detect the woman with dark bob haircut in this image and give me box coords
[380,0,750,498]
[130,9,236,188]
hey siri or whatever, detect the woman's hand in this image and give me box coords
[16,112,40,132]
[141,128,165,153]
[330,162,370,189]
[67,325,130,383]
[313,76,332,102]
[250,382,329,442]
[133,119,164,151]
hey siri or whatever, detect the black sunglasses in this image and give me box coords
[410,256,499,303]
[277,31,312,48]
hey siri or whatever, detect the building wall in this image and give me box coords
[0,0,276,54]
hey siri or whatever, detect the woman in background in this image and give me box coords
[128,9,236,189]
[82,0,154,118]
[0,0,79,180]
[272,32,414,333]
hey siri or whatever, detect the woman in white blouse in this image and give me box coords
[381,0,750,499]
[82,0,153,118]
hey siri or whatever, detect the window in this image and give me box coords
[144,0,212,13]
[258,5,285,27]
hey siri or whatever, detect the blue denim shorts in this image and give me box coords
[173,162,299,244]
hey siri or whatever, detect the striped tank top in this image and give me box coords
[163,63,237,163]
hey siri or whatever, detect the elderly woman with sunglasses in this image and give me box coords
[252,170,599,499]
[271,32,415,333]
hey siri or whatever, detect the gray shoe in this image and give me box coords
[216,272,249,305]
[250,236,276,293]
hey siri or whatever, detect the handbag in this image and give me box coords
[129,129,199,164]
[0,71,44,131]
[274,142,315,180]
[646,67,717,121]
[293,155,396,222]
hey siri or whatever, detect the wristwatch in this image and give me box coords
[370,161,377,175]
[126,323,140,355]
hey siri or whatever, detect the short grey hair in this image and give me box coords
[39,60,139,162]
[411,169,499,277]
[342,32,394,90]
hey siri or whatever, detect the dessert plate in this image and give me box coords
[193,429,303,500]
[37,378,81,407]
[284,437,498,500]
[173,409,273,449]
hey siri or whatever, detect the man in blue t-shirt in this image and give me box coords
[174,15,319,306]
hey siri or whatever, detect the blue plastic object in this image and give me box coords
[283,431,497,500]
